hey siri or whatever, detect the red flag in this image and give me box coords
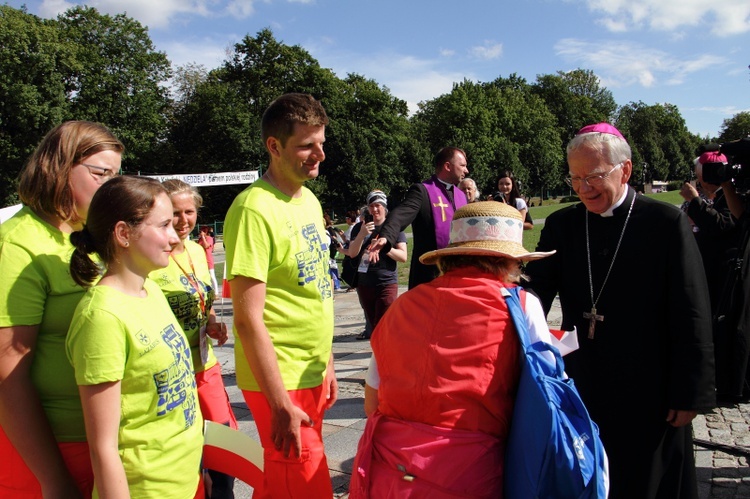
[548,328,579,356]
[203,421,264,492]
[222,264,231,299]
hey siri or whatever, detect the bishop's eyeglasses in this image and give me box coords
[564,162,623,188]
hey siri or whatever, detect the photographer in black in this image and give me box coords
[680,152,739,308]
[699,138,750,402]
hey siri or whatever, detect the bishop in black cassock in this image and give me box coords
[526,123,715,499]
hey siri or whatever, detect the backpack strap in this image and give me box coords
[502,286,565,379]
[501,286,530,350]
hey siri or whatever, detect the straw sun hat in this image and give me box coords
[419,201,555,265]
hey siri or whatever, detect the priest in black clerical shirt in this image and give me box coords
[368,146,468,289]
[526,123,715,499]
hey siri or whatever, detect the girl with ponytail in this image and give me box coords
[66,176,203,498]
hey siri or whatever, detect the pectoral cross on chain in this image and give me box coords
[432,196,450,222]
[582,307,604,339]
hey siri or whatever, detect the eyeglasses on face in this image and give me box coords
[564,162,623,188]
[79,163,119,184]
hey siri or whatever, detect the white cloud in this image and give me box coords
[468,41,503,60]
[579,0,750,36]
[39,0,256,29]
[306,45,474,115]
[164,38,232,71]
[690,105,750,115]
[38,0,75,18]
[352,55,469,114]
[555,38,728,88]
[226,1,256,17]
[440,48,456,57]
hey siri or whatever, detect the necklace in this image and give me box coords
[170,248,206,317]
[583,192,636,339]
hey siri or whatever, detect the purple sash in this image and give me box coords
[423,176,467,249]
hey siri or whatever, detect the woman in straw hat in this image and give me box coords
[349,201,555,498]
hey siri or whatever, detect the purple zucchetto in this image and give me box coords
[576,123,625,140]
[697,151,728,165]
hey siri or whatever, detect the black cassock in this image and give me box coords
[526,187,716,499]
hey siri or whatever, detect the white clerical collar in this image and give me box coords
[599,188,628,218]
[437,177,454,190]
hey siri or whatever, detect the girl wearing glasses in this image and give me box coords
[66,176,203,498]
[0,121,123,497]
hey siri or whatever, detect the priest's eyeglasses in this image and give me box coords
[565,162,623,188]
[80,164,119,184]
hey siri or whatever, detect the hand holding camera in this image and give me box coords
[679,181,699,202]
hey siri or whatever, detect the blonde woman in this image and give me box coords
[151,179,236,498]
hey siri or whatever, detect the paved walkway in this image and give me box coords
[211,245,750,498]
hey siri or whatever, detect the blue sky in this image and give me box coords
[9,0,750,138]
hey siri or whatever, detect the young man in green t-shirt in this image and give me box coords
[223,93,337,497]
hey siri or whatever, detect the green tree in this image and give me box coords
[0,5,70,206]
[165,73,258,220]
[321,73,415,212]
[616,102,698,183]
[412,76,561,200]
[167,29,416,216]
[719,111,750,143]
[172,63,209,106]
[532,69,616,144]
[221,28,339,117]
[531,69,617,196]
[487,75,563,200]
[166,29,328,218]
[56,6,172,170]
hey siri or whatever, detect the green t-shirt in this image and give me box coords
[223,179,334,391]
[150,240,217,373]
[0,206,86,441]
[66,280,202,498]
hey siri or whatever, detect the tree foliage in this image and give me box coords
[412,76,562,200]
[0,5,70,206]
[0,5,172,207]
[163,30,417,215]
[719,111,750,143]
[615,102,699,182]
[0,5,731,218]
[532,69,617,145]
[56,6,172,169]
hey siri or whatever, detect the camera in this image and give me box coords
[700,137,750,191]
[364,213,374,223]
[492,191,506,202]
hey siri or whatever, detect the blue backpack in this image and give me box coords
[502,286,609,499]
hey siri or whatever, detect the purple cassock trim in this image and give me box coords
[423,176,467,250]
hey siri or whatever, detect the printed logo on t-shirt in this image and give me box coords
[153,324,197,428]
[164,273,216,332]
[295,223,331,300]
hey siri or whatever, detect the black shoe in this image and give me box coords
[356,331,371,340]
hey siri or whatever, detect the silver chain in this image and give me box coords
[585,192,636,308]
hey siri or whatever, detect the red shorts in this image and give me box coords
[196,363,237,429]
[243,385,332,499]
[0,425,93,498]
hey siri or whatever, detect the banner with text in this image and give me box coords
[145,170,259,187]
